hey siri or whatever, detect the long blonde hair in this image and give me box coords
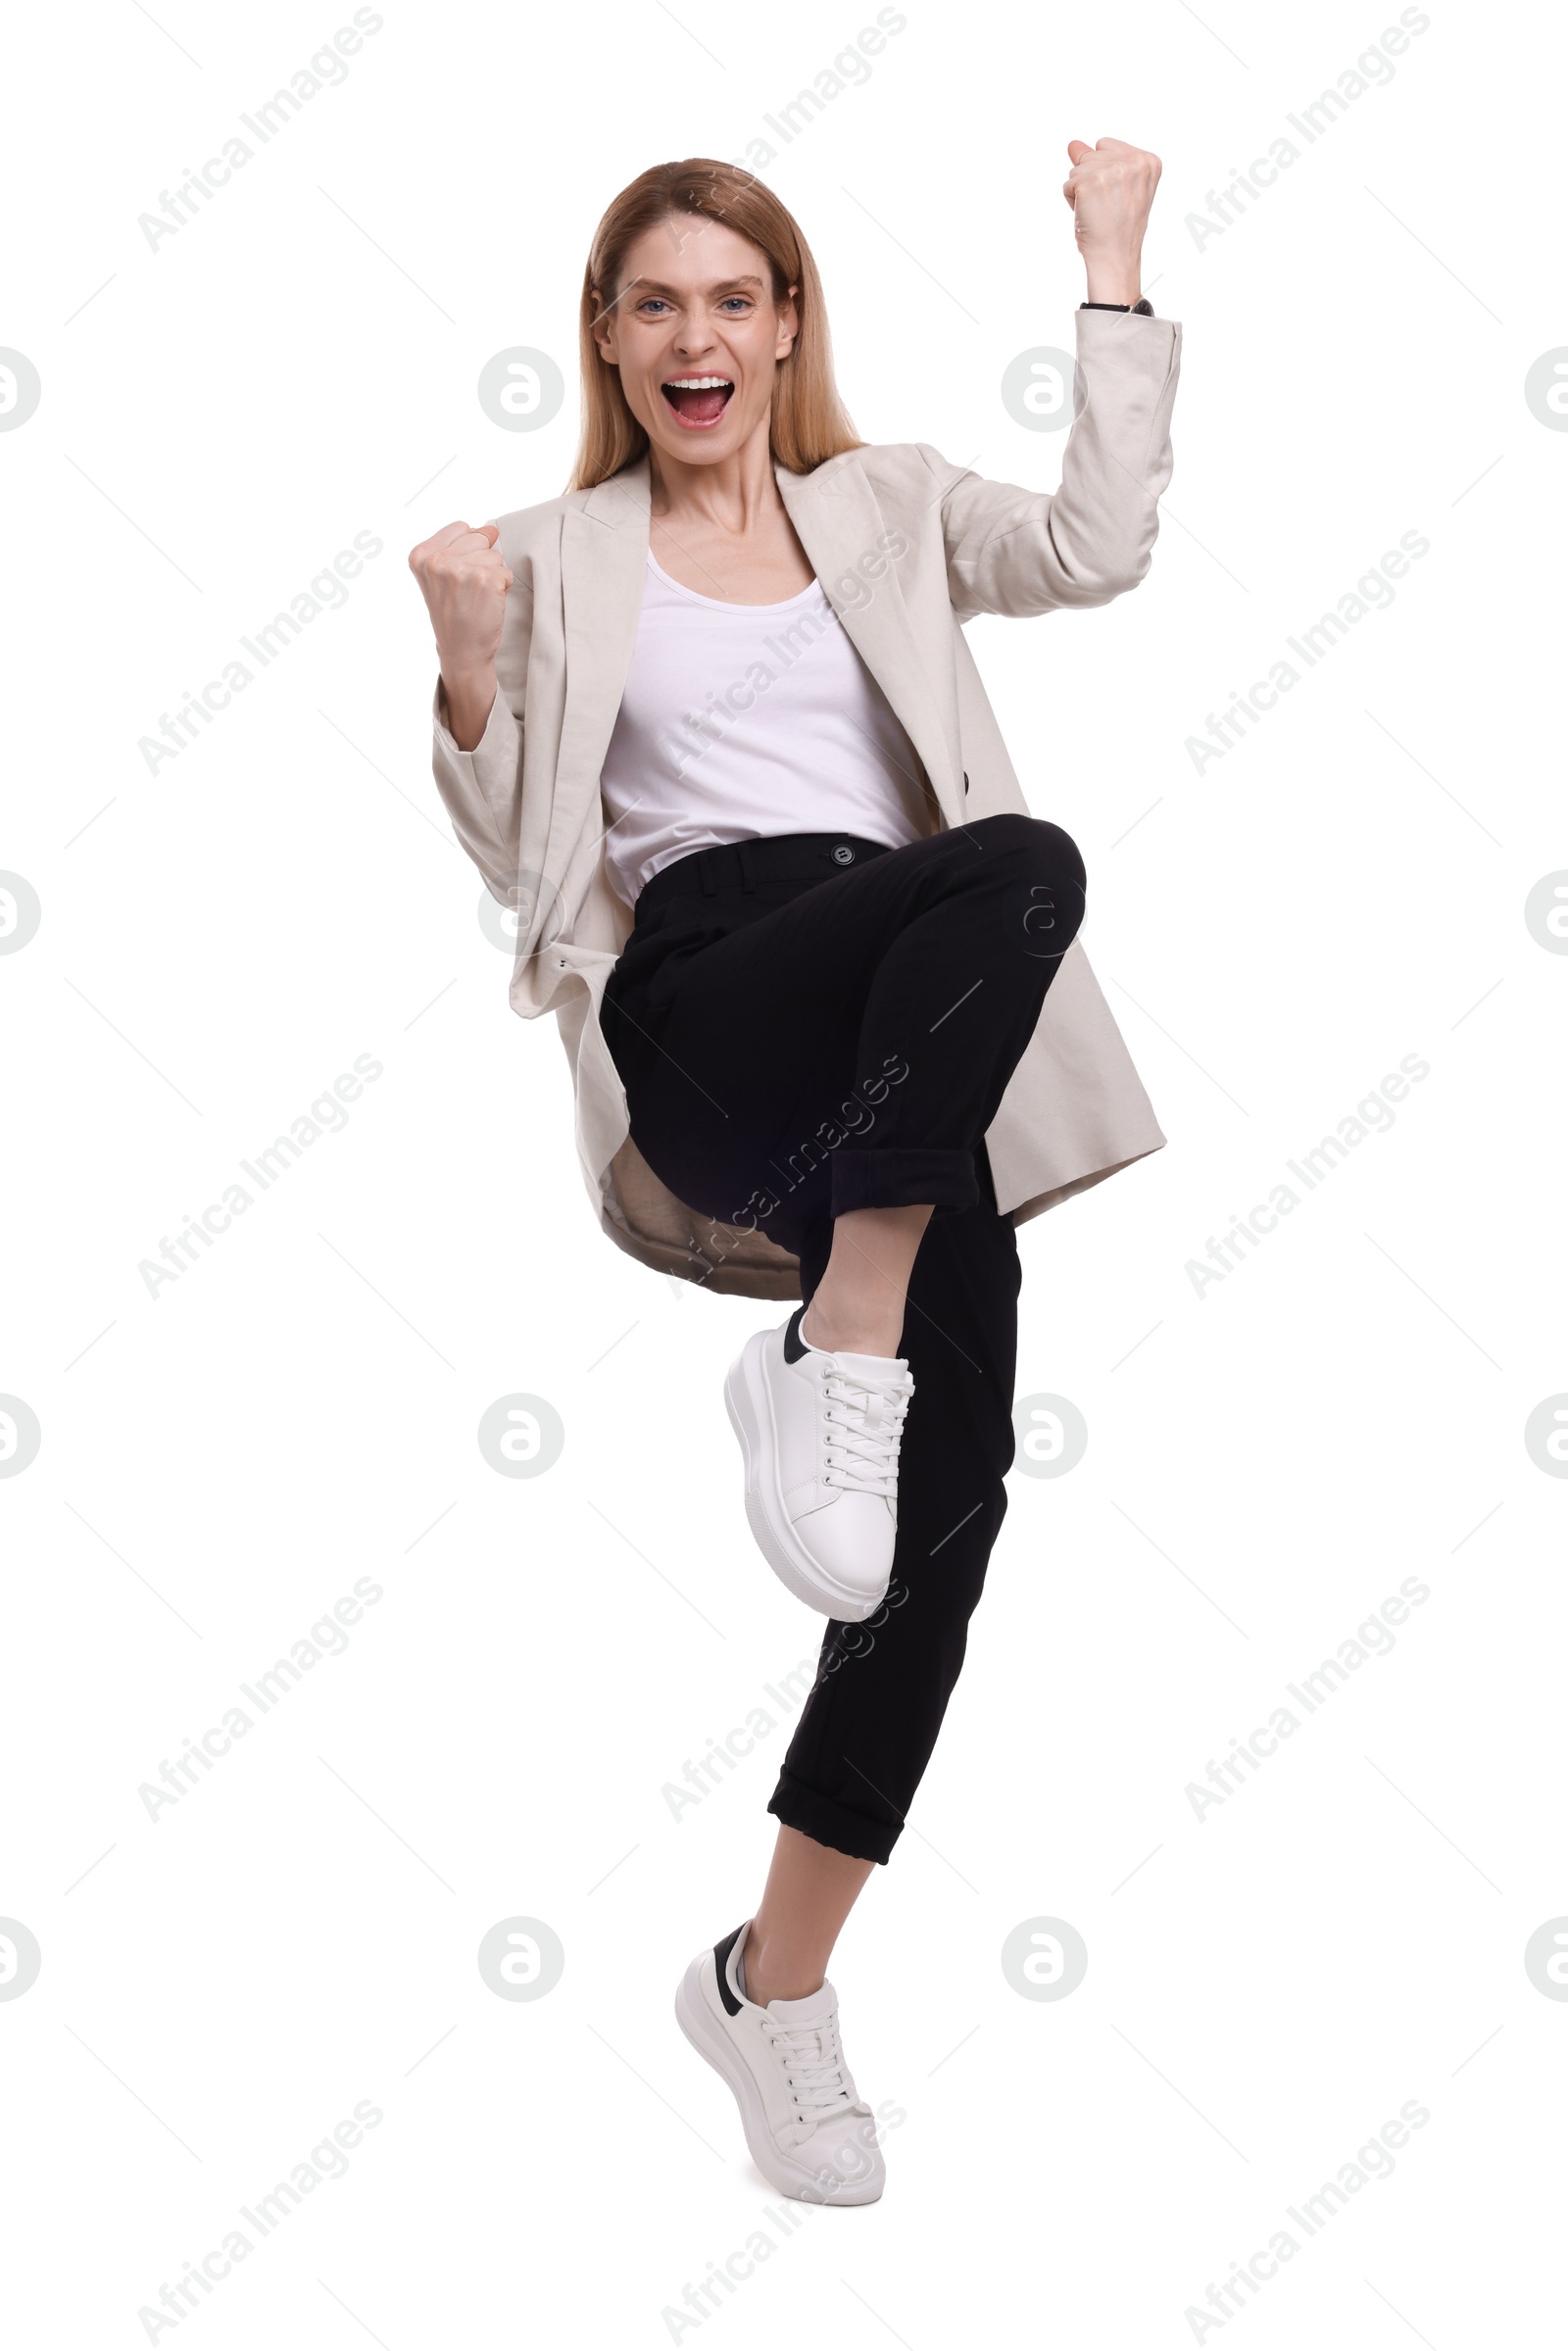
[567,160,863,491]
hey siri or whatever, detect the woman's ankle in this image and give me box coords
[799,1301,902,1358]
[743,1933,824,2008]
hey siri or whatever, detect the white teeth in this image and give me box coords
[664,376,733,390]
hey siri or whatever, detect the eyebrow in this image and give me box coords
[621,274,767,298]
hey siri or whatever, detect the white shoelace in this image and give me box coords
[820,1365,913,1497]
[764,2011,861,2129]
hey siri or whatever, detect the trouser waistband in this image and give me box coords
[634,833,896,924]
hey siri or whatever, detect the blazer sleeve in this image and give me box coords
[924,309,1181,621]
[428,554,532,906]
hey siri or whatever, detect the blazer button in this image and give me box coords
[962,771,970,794]
[832,844,856,865]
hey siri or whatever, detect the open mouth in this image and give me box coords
[661,375,735,429]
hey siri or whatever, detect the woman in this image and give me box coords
[411,146,1177,2206]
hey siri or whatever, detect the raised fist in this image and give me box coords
[409,520,513,751]
[1062,137,1162,305]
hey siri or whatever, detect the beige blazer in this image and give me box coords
[430,307,1182,1298]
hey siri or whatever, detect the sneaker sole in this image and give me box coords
[723,1330,886,1623]
[673,1956,884,2206]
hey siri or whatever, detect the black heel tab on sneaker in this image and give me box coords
[782,1308,808,1364]
[713,1923,746,2014]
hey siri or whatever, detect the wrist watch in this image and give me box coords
[1081,298,1154,315]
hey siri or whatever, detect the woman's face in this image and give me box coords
[591,215,798,468]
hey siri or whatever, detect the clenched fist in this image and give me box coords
[1062,137,1161,307]
[409,519,513,751]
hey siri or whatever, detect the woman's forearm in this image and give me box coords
[442,664,499,753]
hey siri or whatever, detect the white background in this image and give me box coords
[4,0,1566,2343]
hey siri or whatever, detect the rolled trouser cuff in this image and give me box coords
[829,1148,979,1218]
[767,1770,900,1866]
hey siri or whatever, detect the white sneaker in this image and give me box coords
[675,1922,886,2205]
[724,1308,913,1622]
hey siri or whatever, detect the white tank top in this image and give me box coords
[598,550,926,905]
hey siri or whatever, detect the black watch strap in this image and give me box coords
[1081,298,1154,316]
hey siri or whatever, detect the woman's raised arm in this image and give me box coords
[411,516,526,904]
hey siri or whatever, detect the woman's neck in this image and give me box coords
[647,411,782,537]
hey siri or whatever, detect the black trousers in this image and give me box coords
[600,814,1087,1864]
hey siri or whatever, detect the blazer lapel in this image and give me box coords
[776,455,966,830]
[549,459,654,882]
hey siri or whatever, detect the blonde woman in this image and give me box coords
[411,147,1177,2205]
